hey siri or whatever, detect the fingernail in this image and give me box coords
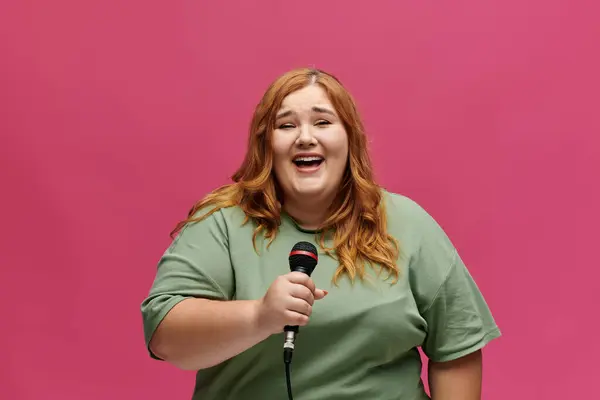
[323,290,329,296]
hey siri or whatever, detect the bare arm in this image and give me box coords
[148,272,327,371]
[149,298,270,371]
[428,350,483,400]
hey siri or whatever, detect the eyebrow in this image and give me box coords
[276,106,336,121]
[312,106,336,116]
[275,110,293,121]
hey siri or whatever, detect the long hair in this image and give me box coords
[171,68,400,284]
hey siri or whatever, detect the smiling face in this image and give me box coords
[271,84,349,208]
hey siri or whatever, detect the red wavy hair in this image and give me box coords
[172,68,400,284]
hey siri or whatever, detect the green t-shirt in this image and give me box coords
[141,191,501,399]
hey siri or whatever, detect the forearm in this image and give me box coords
[149,298,271,371]
[428,350,483,400]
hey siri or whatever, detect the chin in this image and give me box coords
[293,185,324,195]
[291,182,330,198]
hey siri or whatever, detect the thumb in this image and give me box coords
[314,289,328,300]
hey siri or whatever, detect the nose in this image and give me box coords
[295,123,317,147]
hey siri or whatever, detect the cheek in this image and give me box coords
[272,153,288,177]
[271,135,287,161]
[271,135,293,177]
[324,132,349,164]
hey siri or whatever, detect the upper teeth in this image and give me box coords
[294,156,322,162]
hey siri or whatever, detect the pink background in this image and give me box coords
[1,1,599,399]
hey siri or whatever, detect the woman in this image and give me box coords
[140,68,501,399]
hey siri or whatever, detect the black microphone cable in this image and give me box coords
[283,241,319,400]
[283,328,297,400]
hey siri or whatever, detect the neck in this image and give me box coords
[282,197,331,231]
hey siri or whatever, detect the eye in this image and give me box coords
[278,123,295,129]
[315,120,331,127]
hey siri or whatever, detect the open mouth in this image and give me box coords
[292,155,324,169]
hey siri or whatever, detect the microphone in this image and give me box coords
[283,241,319,361]
[283,241,319,400]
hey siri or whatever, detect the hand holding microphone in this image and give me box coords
[256,242,327,336]
[256,271,327,335]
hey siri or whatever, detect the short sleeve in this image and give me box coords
[140,208,235,360]
[407,202,501,363]
[420,251,501,362]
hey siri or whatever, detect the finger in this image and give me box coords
[314,288,328,300]
[284,310,309,327]
[287,297,312,316]
[286,272,316,294]
[303,278,316,294]
[290,284,315,305]
[287,271,310,284]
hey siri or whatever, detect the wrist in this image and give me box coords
[249,299,272,339]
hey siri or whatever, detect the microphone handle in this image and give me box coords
[283,267,311,335]
[291,266,312,275]
[283,264,314,351]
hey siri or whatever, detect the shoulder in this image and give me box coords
[381,189,428,222]
[173,203,251,246]
[188,202,249,227]
[381,189,449,247]
[212,204,250,227]
[381,189,458,283]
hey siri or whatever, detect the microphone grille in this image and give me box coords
[291,241,318,255]
[288,241,318,275]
